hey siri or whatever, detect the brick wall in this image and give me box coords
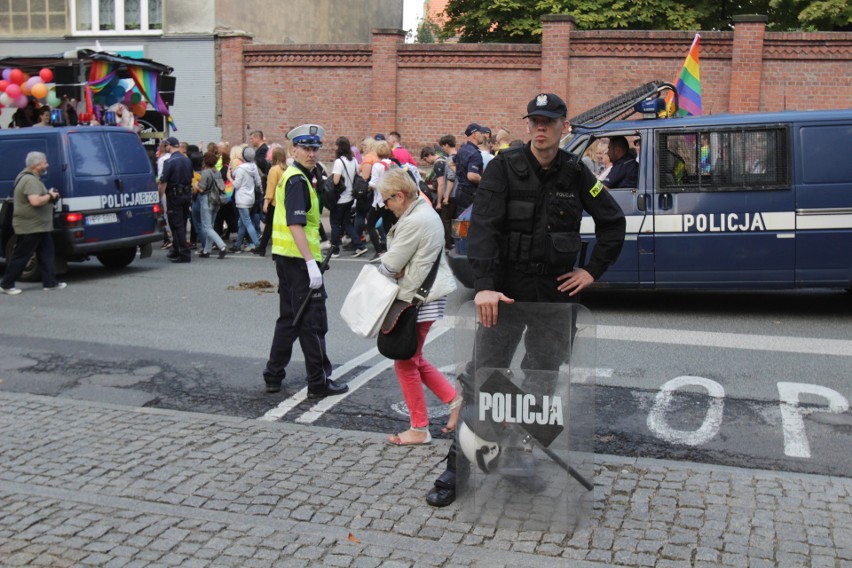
[217,16,852,160]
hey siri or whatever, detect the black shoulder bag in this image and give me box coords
[377,252,443,360]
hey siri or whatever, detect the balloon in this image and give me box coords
[14,94,28,109]
[26,76,41,89]
[113,85,125,98]
[39,68,53,83]
[1,68,10,81]
[0,80,8,92]
[5,83,22,98]
[47,91,61,107]
[0,92,12,107]
[31,83,48,99]
[132,102,146,117]
[130,92,142,104]
[21,83,31,96]
[9,68,24,85]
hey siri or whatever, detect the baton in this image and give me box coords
[293,248,333,327]
[538,444,594,492]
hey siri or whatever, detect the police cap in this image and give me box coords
[523,93,567,119]
[287,124,325,148]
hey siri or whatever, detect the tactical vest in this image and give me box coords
[271,165,322,261]
[501,147,584,275]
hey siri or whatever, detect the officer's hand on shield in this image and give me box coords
[475,290,514,328]
[306,259,323,289]
[556,268,594,296]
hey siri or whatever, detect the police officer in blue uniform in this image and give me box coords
[158,137,194,263]
[453,123,485,211]
[262,124,349,399]
[425,93,626,508]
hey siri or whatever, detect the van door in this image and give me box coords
[66,129,123,245]
[571,132,646,286]
[794,121,852,287]
[651,126,795,287]
[104,130,159,240]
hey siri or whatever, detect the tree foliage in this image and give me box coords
[439,0,850,43]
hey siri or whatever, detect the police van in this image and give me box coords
[0,126,164,281]
[449,83,852,291]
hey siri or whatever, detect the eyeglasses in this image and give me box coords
[382,193,399,206]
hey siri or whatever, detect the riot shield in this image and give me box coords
[453,301,595,533]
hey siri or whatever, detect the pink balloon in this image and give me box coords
[14,94,28,109]
[5,83,22,99]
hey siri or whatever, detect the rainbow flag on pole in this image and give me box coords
[666,34,702,117]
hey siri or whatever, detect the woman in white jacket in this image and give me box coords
[232,146,262,252]
[378,168,460,446]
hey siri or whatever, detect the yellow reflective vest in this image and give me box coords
[271,165,322,261]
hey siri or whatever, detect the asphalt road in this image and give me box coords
[2,245,850,478]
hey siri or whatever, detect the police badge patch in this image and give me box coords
[589,180,604,198]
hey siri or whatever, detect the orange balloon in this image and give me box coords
[31,82,48,99]
[21,83,31,96]
[132,102,146,117]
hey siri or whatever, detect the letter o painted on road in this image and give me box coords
[647,376,725,446]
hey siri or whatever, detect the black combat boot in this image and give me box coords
[426,442,457,507]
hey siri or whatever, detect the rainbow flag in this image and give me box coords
[127,64,178,131]
[666,34,702,117]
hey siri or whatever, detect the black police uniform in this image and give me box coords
[160,152,194,262]
[603,153,639,189]
[425,143,626,508]
[262,161,333,394]
[453,141,484,210]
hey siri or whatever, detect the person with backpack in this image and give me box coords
[329,137,362,259]
[196,151,229,259]
[231,146,263,253]
[366,140,397,261]
[436,134,458,249]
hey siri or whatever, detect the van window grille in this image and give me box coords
[658,127,789,192]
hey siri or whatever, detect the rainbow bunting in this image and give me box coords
[127,64,177,131]
[666,34,702,117]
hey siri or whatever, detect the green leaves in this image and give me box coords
[438,0,846,42]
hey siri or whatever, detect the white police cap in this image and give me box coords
[287,124,325,148]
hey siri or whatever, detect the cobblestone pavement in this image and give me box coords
[1,391,850,567]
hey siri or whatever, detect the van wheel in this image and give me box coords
[96,247,137,269]
[4,236,41,282]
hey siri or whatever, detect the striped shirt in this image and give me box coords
[378,263,447,322]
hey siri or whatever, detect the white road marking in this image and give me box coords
[777,382,850,459]
[258,326,452,423]
[646,376,726,446]
[598,325,852,357]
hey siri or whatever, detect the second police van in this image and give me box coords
[448,83,852,291]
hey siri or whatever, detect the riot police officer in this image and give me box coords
[157,137,193,263]
[425,93,626,508]
[262,124,349,399]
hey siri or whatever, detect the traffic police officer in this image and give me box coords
[262,124,349,399]
[157,136,193,263]
[425,93,626,508]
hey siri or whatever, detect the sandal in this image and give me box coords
[441,392,463,434]
[387,428,432,446]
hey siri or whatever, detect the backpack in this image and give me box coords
[204,169,227,206]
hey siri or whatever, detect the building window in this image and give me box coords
[0,0,67,35]
[71,0,162,34]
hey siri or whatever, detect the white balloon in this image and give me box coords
[0,92,12,106]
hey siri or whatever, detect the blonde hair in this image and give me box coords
[230,144,246,163]
[379,168,418,202]
[375,140,392,159]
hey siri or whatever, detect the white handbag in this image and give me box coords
[340,265,399,338]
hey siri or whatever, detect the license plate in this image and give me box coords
[85,213,118,226]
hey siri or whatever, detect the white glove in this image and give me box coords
[306,259,323,289]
